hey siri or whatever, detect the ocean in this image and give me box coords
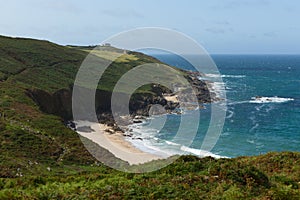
[126,54,300,158]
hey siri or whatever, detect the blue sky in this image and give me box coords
[0,0,299,54]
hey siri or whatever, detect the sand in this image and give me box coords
[75,121,162,165]
[163,94,179,103]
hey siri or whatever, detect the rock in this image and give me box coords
[134,115,145,120]
[105,128,115,134]
[123,133,133,137]
[65,121,77,131]
[77,126,95,133]
[112,126,124,133]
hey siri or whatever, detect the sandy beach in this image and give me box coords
[75,121,162,165]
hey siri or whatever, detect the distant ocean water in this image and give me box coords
[126,54,300,158]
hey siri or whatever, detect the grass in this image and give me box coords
[82,49,139,63]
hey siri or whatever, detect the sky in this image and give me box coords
[0,0,300,54]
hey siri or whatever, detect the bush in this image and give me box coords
[222,185,244,200]
[270,184,300,200]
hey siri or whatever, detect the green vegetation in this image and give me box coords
[0,35,299,199]
[0,35,166,93]
[0,153,299,199]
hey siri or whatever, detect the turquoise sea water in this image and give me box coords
[127,55,300,158]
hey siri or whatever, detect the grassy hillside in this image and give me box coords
[0,35,190,177]
[0,35,299,199]
[0,35,168,93]
[0,35,164,177]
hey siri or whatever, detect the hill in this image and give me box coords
[0,35,211,176]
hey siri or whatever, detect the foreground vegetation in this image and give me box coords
[0,152,300,199]
[0,35,299,199]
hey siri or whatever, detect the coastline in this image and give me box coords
[75,121,163,165]
[126,119,228,159]
[72,71,222,164]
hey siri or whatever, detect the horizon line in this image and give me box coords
[1,34,300,56]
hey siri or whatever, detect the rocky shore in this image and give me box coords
[65,70,218,135]
[97,70,218,133]
[29,69,217,138]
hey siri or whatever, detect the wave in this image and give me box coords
[227,96,294,106]
[126,114,229,160]
[221,75,246,78]
[127,126,227,159]
[128,138,172,158]
[205,73,221,78]
[164,140,226,158]
[255,104,265,111]
[208,82,226,98]
[249,96,294,104]
[265,105,274,113]
[246,139,255,144]
[209,82,225,91]
[249,123,259,132]
[205,74,246,78]
[222,132,230,136]
[227,100,249,106]
[180,146,228,158]
[165,140,180,146]
[226,110,234,119]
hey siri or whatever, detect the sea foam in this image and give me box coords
[127,122,225,159]
[180,146,228,158]
[204,74,246,78]
[249,96,294,104]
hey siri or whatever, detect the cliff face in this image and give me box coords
[26,70,214,124]
[26,87,177,121]
[27,89,73,120]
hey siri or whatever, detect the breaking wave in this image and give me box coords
[205,74,246,78]
[249,96,294,104]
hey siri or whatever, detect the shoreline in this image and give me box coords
[72,71,223,164]
[75,120,163,165]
